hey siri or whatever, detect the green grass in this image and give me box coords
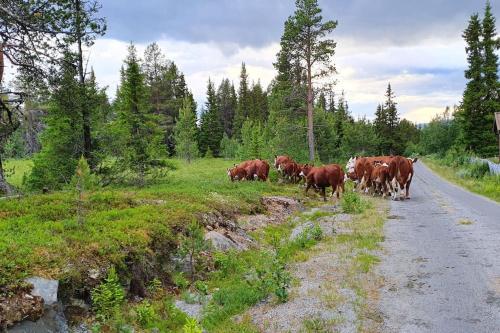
[423,157,500,202]
[4,159,33,188]
[0,158,300,288]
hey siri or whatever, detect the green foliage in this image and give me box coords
[27,60,84,190]
[237,119,267,160]
[270,258,291,303]
[217,78,238,138]
[91,267,125,321]
[183,317,203,333]
[143,43,195,156]
[178,220,210,281]
[417,107,459,156]
[199,79,224,157]
[340,117,378,158]
[135,300,158,328]
[278,0,338,160]
[233,63,252,139]
[3,127,26,159]
[341,191,368,214]
[374,84,404,155]
[220,134,240,159]
[107,44,166,186]
[456,5,499,157]
[173,272,190,290]
[174,97,199,163]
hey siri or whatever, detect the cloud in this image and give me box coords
[99,0,499,50]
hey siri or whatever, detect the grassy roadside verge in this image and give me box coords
[423,157,500,202]
[208,189,388,333]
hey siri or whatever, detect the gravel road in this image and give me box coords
[378,162,500,333]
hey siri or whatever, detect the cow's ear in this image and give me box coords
[413,158,418,163]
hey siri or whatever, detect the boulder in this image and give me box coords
[204,231,241,251]
[289,222,315,241]
[25,277,58,306]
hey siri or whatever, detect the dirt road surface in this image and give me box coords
[379,162,500,333]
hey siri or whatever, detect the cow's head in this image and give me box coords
[299,164,313,178]
[346,157,356,174]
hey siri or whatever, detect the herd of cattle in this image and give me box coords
[227,155,418,201]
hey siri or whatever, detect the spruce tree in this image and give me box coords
[458,13,485,153]
[480,2,500,156]
[199,79,223,156]
[28,57,84,190]
[113,44,163,186]
[216,78,238,138]
[249,81,269,123]
[174,97,199,163]
[234,63,251,139]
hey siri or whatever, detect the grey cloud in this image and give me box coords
[100,0,499,48]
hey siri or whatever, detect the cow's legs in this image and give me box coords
[321,187,327,201]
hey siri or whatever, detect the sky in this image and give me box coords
[8,0,499,123]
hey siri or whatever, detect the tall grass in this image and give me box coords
[424,157,500,202]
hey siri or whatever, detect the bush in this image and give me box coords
[458,161,490,179]
[91,267,125,321]
[341,191,367,214]
[183,317,203,333]
[135,300,157,328]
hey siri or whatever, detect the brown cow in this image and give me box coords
[301,164,344,201]
[274,155,293,170]
[227,159,269,182]
[281,161,302,183]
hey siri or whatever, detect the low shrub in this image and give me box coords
[91,267,125,321]
[341,191,368,214]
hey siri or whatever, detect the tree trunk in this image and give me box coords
[306,61,315,162]
[0,43,4,85]
[75,0,92,166]
[0,154,13,196]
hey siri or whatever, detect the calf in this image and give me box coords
[227,165,247,181]
[370,163,391,198]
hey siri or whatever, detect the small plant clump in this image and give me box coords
[91,267,125,322]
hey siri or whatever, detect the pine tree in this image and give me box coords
[458,13,485,154]
[374,84,400,154]
[234,63,252,139]
[199,79,223,156]
[113,44,163,186]
[174,97,199,163]
[278,0,337,161]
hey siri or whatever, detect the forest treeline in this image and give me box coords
[1,0,498,193]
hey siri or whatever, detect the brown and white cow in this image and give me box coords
[387,156,417,200]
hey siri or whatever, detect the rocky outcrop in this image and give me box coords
[239,196,304,231]
[0,284,44,329]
